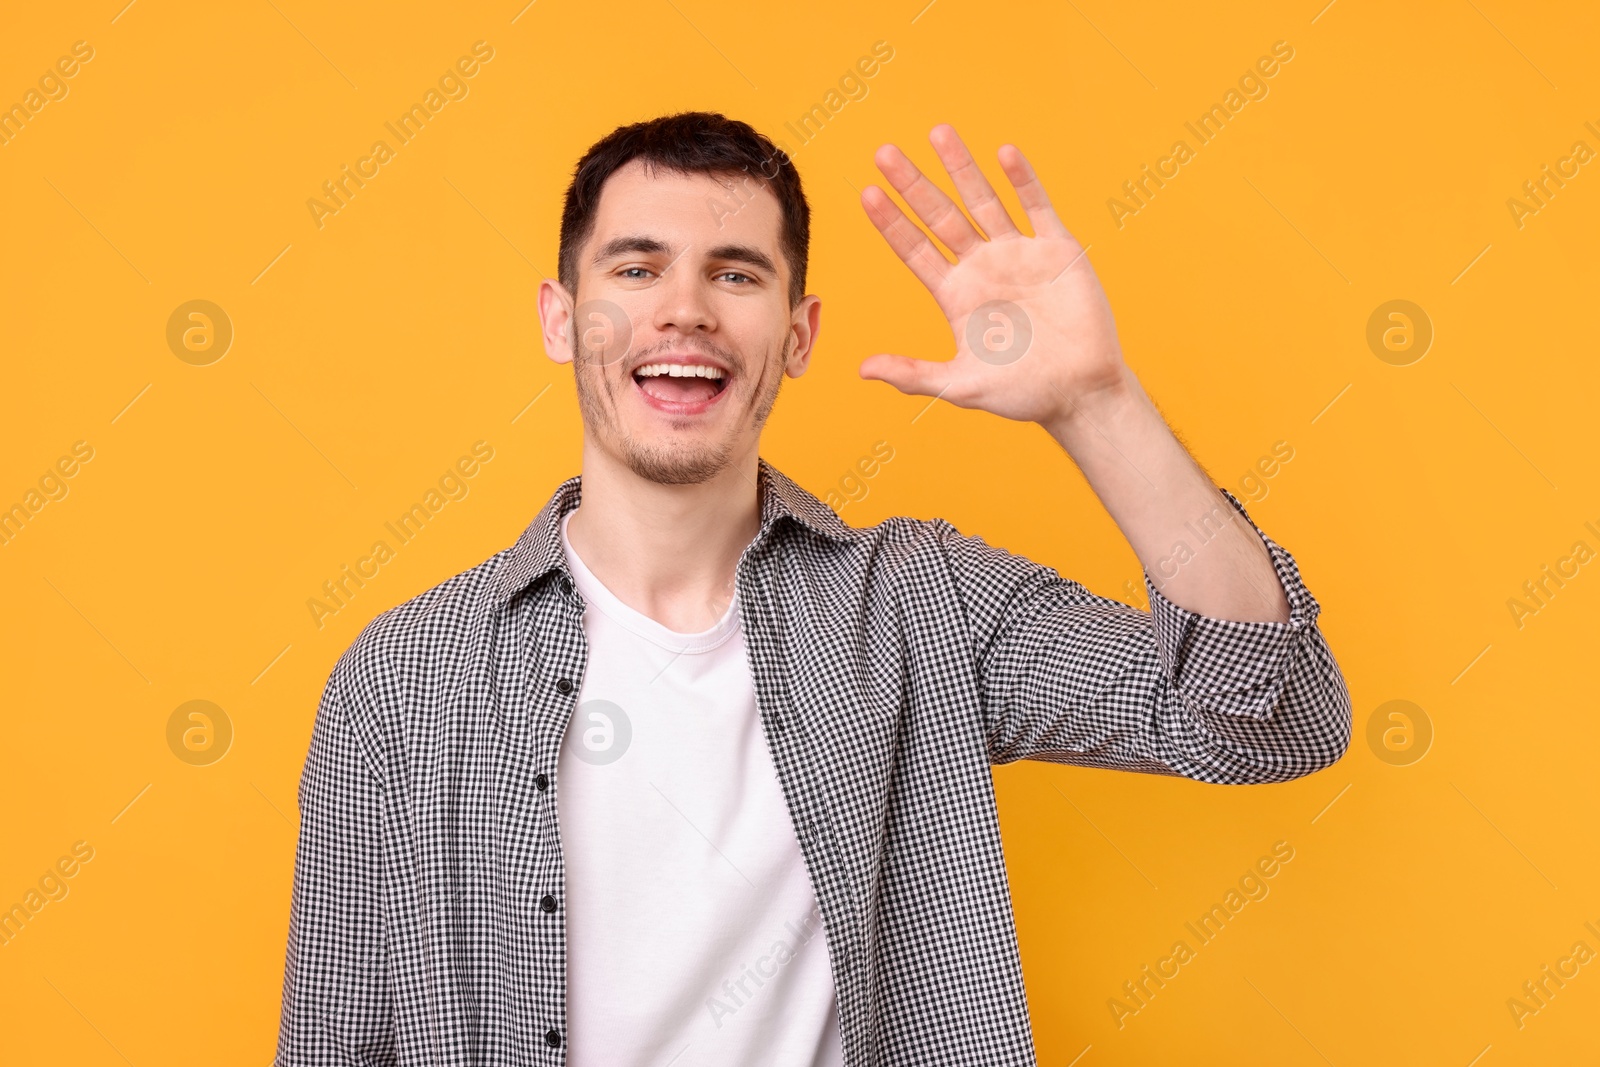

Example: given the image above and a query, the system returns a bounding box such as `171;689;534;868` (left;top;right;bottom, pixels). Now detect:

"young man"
275;111;1350;1066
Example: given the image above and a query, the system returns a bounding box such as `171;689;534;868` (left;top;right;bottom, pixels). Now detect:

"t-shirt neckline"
559;510;742;654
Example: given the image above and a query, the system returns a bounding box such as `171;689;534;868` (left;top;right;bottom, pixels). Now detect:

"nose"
650;252;717;336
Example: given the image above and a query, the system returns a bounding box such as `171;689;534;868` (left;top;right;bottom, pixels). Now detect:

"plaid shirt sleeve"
276;670;395;1065
939;487;1352;783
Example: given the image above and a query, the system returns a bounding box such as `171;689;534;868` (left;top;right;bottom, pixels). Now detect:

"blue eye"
719;272;752;284
620;267;653;279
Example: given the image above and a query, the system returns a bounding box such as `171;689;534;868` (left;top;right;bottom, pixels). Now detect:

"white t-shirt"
558;511;845;1067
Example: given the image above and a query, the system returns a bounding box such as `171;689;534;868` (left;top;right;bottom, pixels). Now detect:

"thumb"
858;353;956;398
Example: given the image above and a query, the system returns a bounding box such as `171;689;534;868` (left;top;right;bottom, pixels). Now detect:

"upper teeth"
635;363;725;379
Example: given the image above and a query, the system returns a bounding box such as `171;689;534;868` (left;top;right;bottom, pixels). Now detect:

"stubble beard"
573;331;790;486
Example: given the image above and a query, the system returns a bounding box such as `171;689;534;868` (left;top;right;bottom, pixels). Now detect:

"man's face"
540;159;820;485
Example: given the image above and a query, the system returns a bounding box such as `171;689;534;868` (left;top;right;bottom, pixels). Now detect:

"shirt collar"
490;457;856;610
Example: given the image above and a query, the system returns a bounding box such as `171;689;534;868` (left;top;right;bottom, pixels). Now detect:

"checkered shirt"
275;457;1352;1065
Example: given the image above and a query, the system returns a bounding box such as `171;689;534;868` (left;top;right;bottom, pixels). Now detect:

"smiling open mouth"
633;362;729;405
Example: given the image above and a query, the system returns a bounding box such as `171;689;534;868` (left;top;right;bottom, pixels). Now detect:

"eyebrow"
706;243;778;277
591;234;778;278
591;235;672;263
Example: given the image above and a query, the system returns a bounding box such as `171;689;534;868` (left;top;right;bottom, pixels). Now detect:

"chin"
620;439;739;485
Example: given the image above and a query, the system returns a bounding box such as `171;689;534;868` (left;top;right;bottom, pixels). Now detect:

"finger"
858;353;957;398
997;144;1070;239
929;124;1020;241
873;143;984;257
860;184;952;295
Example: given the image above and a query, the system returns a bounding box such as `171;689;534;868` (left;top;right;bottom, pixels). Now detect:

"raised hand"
858;124;1129;428
860;124;1292;625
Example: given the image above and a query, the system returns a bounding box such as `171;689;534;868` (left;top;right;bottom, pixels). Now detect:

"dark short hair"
557;111;811;307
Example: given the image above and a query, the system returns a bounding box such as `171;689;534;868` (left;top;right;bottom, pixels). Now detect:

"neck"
565;438;762;634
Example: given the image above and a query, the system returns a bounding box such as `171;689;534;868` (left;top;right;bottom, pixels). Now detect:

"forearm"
1041;367;1290;624
941;508;1352;781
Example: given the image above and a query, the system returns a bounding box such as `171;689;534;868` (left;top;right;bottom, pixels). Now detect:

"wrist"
1041;366;1147;444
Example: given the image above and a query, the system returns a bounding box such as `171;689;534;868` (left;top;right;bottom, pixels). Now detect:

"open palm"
858;125;1127;426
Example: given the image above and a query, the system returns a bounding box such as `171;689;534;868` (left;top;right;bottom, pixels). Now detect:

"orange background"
3;1;1598;1063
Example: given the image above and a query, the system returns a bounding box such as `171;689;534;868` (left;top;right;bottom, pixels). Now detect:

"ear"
785;294;822;378
538;279;576;365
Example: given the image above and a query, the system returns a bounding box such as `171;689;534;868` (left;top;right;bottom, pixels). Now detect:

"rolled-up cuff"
1142;487;1321;721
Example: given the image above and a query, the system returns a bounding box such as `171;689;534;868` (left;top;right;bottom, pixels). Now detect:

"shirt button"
545;1028;562;1048
559;576;573;596
535;773;549;792
540;893;557;913
556;678;574;695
